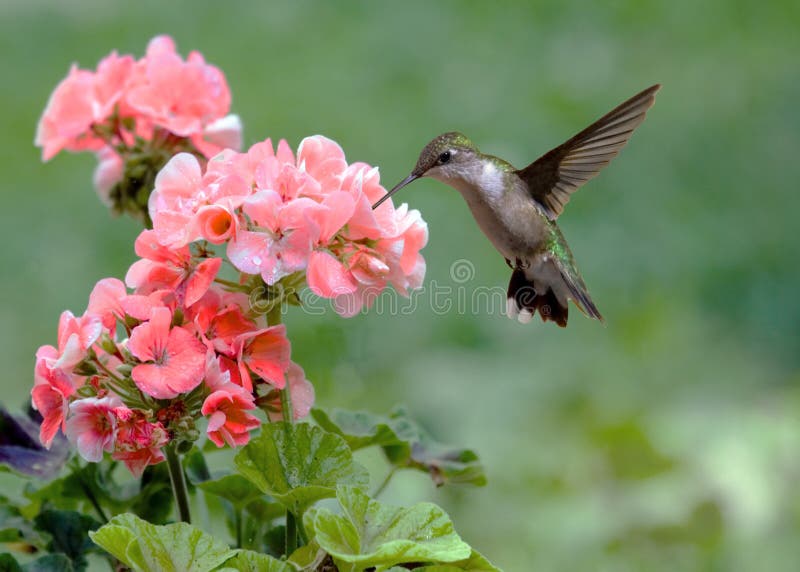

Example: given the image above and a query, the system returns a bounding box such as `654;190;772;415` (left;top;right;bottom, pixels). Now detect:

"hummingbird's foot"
514;257;530;270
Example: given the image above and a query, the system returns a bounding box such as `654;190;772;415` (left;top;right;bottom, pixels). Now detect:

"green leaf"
287;540;327;571
216;550;293;571
411;549;502;571
90;513;236;572
197;474;266;509
0;553;22;572
312;407;487;487
129;463;174;524
23;554;75;572
311;408;418;451
33;510;100;571
234;423;369;514
310;486;471;572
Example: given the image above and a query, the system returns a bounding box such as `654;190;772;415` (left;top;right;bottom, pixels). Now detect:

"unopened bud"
99;333;118;356
116;363;133;377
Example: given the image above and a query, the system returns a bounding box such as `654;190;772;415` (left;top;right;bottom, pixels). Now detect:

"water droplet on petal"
252;256;262;266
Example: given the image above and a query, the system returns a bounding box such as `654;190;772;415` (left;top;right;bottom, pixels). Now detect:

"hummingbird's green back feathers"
516;84;661;220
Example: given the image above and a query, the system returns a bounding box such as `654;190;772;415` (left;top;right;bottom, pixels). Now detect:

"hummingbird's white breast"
431;161;548;261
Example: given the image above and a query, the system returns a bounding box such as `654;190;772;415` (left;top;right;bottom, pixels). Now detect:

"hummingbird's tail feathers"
557;265;604;323
506;268;569;327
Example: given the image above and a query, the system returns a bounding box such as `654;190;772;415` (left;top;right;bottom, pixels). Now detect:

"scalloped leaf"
89;513;235;572
234;423;368;514
410;549;502;571
196;474;266;509
312;407;487;487
215;549;293;571
309;486;471;571
33;509;100;570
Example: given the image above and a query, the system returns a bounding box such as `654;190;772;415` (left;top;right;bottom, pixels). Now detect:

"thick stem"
266;306;294;425
265;304;299;554
165;446;191;523
235;506;243;549
285;511;298;555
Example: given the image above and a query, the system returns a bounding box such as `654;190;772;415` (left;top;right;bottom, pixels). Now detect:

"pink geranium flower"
35;66;104;161
56;310;103;369
202;387;260;448
126;230;222;307
128;307;206;399
125;35;231;138
65;396;121;462
113;407;169;477
32;347;76;448
234;325;292;391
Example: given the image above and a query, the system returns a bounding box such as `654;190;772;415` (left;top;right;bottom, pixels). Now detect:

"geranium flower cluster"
148;135;428;316
35;35;241;221
32;264;314;477
32;36;429;479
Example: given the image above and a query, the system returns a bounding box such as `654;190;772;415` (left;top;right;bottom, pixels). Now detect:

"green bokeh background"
1;1;798;570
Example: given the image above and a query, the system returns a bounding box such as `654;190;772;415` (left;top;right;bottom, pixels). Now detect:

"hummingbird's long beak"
372;173;419;209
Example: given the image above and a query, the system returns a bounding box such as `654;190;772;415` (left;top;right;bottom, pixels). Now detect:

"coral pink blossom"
113;408;169;477
125;35;231;137
234;325;291;391
188;289;255;356
32;347;76;448
35;66;104;161
126;230;221;307
202;386;260;448
65;396;121;462
128;307;206;399
56;310;103;369
87;277;128;330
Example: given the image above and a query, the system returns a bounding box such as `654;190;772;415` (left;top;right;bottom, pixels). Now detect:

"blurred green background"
1;1;799;570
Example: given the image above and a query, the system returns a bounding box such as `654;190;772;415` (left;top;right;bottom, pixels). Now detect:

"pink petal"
184;258;222;307
307;251;358;298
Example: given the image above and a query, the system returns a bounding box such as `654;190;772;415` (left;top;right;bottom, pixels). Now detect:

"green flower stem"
235;506;243;549
265;303;299;555
165;446;191;523
69;458;108;523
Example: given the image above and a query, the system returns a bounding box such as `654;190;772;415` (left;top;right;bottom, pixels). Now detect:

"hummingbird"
373;84;660;326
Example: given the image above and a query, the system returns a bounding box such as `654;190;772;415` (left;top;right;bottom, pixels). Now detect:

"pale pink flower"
92;147;124;206
56;310;103;370
148;153;249;248
234;325;291;391
35;66;104;161
128;307;206;399
227;193;322;284
125;35;231;137
65;396;121;462
296;135;348;193
192;114;243;157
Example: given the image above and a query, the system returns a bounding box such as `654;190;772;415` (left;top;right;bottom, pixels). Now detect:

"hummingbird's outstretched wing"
516;84;660;220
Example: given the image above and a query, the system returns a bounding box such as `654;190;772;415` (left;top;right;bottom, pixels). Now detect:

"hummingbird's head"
372;132;479;209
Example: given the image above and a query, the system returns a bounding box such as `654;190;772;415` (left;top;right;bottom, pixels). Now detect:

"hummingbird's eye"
438;151;452;164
